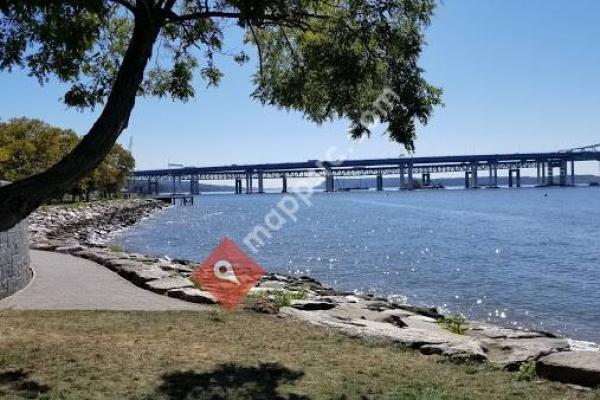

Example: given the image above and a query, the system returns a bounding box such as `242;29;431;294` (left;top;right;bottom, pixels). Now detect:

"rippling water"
115;187;600;342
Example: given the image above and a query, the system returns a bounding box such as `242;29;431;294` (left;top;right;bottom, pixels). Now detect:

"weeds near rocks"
108;244;124;253
439;314;469;335
515;361;537;382
248;289;307;310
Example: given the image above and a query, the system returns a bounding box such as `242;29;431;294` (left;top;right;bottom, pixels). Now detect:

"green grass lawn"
0;310;597;399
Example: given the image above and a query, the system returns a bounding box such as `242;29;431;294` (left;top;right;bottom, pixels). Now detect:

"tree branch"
107;0;136;13
165;10;242;22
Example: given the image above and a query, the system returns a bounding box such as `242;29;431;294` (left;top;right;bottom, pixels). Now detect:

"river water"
115;187;600;342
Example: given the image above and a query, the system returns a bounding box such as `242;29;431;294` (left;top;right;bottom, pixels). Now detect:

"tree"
0;0;442;230
0;118;135;202
0;118;79;181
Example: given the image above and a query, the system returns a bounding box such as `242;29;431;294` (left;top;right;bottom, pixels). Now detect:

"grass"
0;310;598;399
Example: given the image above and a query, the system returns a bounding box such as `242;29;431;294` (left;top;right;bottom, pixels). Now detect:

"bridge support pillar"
465;170;470;189
245;172;253;194
541;162;547;186
571;160;575;186
508;169;520;187
147;179;153;195
172;175;177;195
325;173;336;192
376;174;383;191
190;176;199;195
282;175;288;193
536;163;541;186
470;164;478;188
234;179;242;194
494;167;498;187
422;173;431;186
559;161;568;186
407;163;414;190
399;165;406;190
547;163;554;186
258;171;264;194
488;164;498;188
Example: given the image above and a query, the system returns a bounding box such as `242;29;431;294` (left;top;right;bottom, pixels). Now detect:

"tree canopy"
0;0;441;230
0;118;134;199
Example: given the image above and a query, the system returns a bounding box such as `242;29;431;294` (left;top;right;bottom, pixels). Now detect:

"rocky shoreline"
27;200;600;388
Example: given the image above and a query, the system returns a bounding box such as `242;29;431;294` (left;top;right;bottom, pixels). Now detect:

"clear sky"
1;0;599;174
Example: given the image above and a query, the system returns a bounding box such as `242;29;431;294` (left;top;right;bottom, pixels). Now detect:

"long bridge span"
130;147;600;195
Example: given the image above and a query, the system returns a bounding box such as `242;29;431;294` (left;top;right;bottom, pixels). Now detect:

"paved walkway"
0;250;206;311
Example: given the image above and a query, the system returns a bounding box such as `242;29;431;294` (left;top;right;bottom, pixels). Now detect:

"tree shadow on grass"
153;362;311;400
0;369;50;398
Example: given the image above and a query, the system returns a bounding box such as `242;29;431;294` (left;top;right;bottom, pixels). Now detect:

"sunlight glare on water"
115;187;600;342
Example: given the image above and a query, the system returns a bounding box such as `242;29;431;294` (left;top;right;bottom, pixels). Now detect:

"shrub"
439;314;469;335
516;361;537;381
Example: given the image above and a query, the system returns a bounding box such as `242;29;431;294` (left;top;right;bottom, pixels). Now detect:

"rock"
537;351;600;387
290;299;336;311
470;323;552;339
420;342;487;362
380;314;408;329
482;337;570;370
159;263;194;273
257;281;289;290
104;258;145;270
393;304;442;320
168;288;216;304
244;298;279;314
55;244;85;254
29;241;59;251
145;277;194;293
278;307;486;361
131;268;171;282
73;249;120;265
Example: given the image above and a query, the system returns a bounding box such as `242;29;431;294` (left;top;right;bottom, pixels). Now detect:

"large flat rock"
279;307;486;361
537;351;600;387
168;288;217;304
481;337;570;370
145;277;194;293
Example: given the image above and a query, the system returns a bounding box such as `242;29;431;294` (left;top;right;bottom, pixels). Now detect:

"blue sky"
1;0;599;174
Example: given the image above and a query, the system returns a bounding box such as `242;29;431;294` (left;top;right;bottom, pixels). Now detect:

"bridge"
130;147;600;195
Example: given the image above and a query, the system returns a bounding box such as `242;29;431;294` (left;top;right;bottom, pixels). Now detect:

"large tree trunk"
0;9;162;231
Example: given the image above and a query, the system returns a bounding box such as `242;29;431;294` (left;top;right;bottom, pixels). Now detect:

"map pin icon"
213;259;241;285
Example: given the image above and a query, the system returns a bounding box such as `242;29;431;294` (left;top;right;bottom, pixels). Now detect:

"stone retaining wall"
0;181;31;299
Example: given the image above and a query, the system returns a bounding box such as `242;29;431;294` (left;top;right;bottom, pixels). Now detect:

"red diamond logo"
191;238;265;310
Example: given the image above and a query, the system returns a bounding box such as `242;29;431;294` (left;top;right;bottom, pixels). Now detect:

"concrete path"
0;250;206;311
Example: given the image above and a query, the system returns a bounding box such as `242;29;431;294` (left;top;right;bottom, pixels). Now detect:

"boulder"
470;323;551;339
481;337;570;370
55;244;85;254
168;288;217;304
131;268;171;283
290;299;336;311
73;249;120;265
257;281;289;290
30;241;60;251
537;351;600;387
278;307;486;361
145;277;194;293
